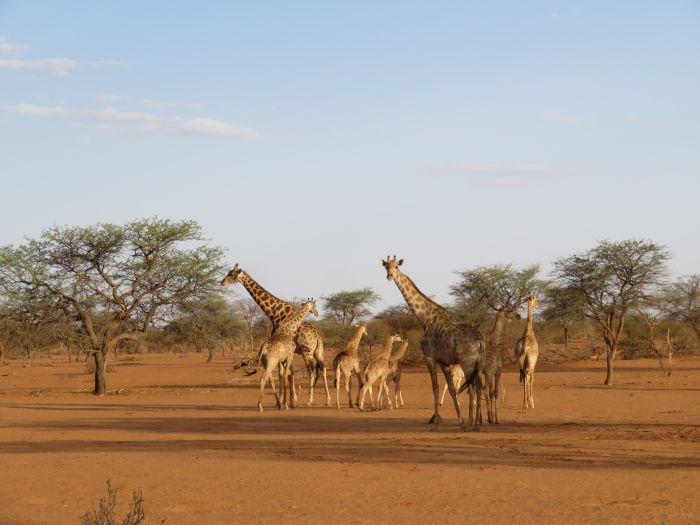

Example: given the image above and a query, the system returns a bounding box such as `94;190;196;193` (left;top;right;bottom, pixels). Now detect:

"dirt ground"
0;352;698;525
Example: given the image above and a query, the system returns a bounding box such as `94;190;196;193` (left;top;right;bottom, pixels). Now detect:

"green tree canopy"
321;287;381;326
552;239;670;385
0;218;225;394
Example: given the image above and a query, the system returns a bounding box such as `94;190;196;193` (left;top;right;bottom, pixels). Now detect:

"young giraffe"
385;339;409;408
480;309;517;424
221;264;331;406
332;322;368;409
257;299;318;412
358;334;402;411
514;294;539;409
380;256;483;430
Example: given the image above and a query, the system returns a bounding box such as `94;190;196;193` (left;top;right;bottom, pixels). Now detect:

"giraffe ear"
379;259;387;266
397;259;404;266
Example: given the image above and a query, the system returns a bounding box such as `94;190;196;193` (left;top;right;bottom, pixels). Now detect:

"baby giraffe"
358;334;402;411
257;299;318;412
386;339;410;408
333;322;368;409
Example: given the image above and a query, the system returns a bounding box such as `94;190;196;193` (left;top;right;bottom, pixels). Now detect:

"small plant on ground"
80;480;163;525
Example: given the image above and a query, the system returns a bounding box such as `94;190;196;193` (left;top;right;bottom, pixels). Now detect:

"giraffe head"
356;321;368;337
526;293;539;310
220;263;243;286
380;255;404;281
390;333;403;344
299;298;319;317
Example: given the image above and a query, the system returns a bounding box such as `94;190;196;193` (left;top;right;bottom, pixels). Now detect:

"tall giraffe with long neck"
332;322;367;409
380;256;483;430
514;294;539;409
221;263;331;406
257;299;318;411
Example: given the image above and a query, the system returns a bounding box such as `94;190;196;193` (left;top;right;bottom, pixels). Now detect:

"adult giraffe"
221;263;331;406
380;256;483;430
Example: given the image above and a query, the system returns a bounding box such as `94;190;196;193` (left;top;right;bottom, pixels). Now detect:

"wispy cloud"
540;112;585;125
0;102;258;138
0;35;26;54
0;58;78;75
94;59;130;68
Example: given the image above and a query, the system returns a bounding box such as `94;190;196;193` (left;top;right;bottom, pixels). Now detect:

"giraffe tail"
519;355;528;383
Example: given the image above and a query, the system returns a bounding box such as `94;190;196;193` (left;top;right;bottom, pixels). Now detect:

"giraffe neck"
346;327;365;357
488;310;508;346
389;342;409;366
393;272;451;328
237;271;293;327
277;305;311;337
526;300;534;333
377;336;397;361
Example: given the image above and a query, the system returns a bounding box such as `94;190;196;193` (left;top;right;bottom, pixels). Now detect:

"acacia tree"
450;264;541;327
541;284;584;350
0;218;225;395
662;275;700;339
322;288;380;326
552;239;670;385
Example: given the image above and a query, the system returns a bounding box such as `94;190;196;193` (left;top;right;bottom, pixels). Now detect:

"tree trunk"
66;343;72;364
93;350;108;396
206;346;215;363
564;325;569;350
604;346;616;386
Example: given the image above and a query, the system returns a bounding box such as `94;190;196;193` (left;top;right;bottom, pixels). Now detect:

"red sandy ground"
0;353;698;525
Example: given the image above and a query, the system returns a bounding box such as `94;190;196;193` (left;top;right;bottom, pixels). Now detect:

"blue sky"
1;1;698;310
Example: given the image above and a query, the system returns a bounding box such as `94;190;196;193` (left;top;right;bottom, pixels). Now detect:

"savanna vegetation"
1;218;698;389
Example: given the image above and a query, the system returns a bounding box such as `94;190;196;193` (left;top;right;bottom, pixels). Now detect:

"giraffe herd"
220;256;540;428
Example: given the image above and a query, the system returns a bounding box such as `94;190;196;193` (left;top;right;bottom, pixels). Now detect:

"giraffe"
358;334;402;411
480;308;517;424
256;299;318;411
380;256;483;430
385;339;409;408
332;322;368;409
221;264;331;406
439;365;465;407
514;294;539;409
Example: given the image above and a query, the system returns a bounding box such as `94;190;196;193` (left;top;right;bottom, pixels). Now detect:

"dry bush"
80;480;163;525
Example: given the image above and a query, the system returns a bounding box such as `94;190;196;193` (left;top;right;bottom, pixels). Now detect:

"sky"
1;1;698;312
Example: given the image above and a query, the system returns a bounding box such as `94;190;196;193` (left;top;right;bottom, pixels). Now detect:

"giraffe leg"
279;361;290;411
425;358;442;429
440;363;465;429
367;379;375;409
383;380;392;409
439;383;449;407
319;361;331;407
288;362;297;408
335;365;341;409
529;371;535;408
354;368;363;407
306;359;315;407
345;375;352;408
258;365;275;412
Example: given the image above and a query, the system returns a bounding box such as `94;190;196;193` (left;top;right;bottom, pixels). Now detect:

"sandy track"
1;353;699;524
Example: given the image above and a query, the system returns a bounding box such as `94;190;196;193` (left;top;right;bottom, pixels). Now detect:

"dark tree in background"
552;239;669;385
662;274;700;339
0;218;225;395
540;284;584;350
322;288;380;326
